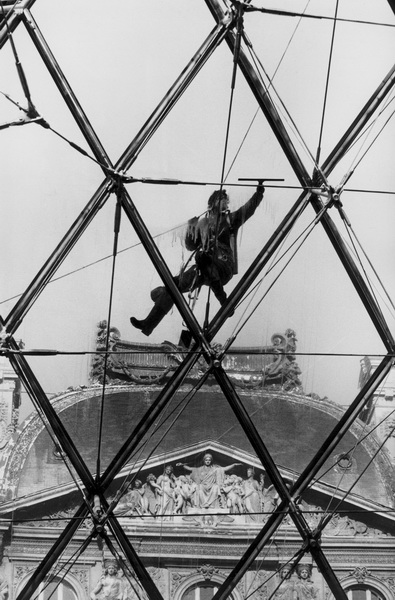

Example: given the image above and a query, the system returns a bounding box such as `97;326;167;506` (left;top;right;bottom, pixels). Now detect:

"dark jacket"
185;187;264;274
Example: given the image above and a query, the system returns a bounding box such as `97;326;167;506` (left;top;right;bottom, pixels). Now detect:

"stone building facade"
0;327;394;600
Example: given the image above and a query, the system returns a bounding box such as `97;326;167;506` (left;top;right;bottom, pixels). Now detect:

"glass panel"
200;584;215;600
348;585;384;600
351;590;366;600
182;586;197;600
43;580;77;600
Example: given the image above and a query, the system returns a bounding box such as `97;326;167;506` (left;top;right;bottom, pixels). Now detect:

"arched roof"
2;383;394;507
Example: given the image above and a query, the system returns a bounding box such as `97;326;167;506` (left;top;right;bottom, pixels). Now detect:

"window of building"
346;585;385;600
38;578;78;600
182;582;231;600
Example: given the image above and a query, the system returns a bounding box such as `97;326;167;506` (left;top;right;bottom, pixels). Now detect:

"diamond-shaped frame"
0;1;394;600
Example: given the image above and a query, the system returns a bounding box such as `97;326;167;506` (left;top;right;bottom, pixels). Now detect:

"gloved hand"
257;179;265;193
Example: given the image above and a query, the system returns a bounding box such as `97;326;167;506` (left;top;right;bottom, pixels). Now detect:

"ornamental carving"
384;577;395;593
170;570;192;598
348;567;371;583
91;323;303;391
196;564;219;581
24;454;388;538
146;567;167;596
252;570;269;600
13;565;35;590
115;455;273;525
70;567;89;594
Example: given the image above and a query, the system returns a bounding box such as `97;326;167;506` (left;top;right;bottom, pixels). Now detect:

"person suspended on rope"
130;181;265;336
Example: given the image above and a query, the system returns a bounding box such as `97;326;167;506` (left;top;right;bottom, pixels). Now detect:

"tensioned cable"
0;89;117;172
227;206;323;345
244;550;301;600
0;0;36;111
224;186;334;337
342;221;388;323
2;183;394;308
248;6;395;29
305;395;395;496
315;0;340;165
100;532;144;600
3;78;394;201
223;0;312;182
316;419;395;536
243;33;327;183
243;479;301;600
15;380;92;511
96;187;123;479
348;224;395;316
239;12;342;187
3;505;395;524
243;534;280;599
3;348;395;359
339;94;395;163
30;531;95;600
350;106;395;174
330;90;395;195
317;392;379;529
202;2;247;328
256;551;306;600
104;370;212;518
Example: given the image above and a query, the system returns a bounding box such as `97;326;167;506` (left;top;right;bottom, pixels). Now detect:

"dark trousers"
152;252;234;313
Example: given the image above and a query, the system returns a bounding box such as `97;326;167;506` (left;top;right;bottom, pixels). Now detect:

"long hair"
207;189;227;210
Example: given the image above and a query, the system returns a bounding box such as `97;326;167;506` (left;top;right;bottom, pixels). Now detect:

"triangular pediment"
3;441;394;539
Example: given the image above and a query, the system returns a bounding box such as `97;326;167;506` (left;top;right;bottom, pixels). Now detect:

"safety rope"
202;2;247;329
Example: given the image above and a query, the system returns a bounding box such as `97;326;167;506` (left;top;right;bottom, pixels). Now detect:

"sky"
0;0;394;422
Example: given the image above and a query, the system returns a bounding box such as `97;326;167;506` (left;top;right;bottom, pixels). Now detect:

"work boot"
178;328;193;349
210;281;227;305
130;304;168;336
211;283;234;317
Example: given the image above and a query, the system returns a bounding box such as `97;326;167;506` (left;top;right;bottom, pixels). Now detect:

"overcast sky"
0;0;394;421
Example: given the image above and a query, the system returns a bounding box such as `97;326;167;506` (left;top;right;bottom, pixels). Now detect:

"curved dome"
3;383;393;507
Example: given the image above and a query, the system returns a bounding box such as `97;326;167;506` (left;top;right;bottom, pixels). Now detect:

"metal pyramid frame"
0;1;394;599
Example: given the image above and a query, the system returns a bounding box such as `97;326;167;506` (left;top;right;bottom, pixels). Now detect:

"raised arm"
230;184;265;230
176;462;193;473
223;462;242;473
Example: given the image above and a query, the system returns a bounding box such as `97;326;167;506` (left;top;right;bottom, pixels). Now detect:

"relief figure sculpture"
156;464;176;517
143;473;162;516
273;565;296;600
90;560;124;600
294;565;319;600
243;467;263;522
177;452;241;509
